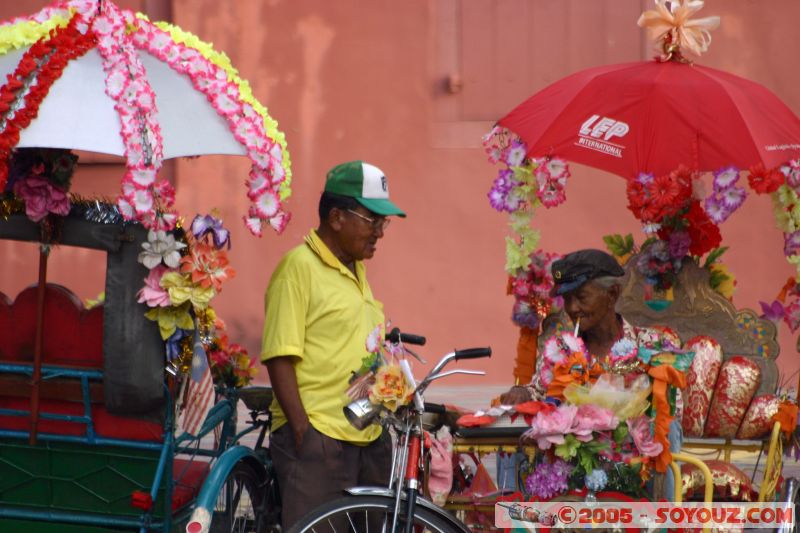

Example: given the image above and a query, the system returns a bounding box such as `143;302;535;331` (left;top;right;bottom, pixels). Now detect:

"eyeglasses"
346;209;391;231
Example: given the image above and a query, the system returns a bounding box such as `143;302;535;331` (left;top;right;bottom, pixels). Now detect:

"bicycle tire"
210;462;266;533
288;495;462;533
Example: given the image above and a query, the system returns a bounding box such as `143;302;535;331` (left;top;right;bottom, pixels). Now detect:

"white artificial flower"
138;230;186;269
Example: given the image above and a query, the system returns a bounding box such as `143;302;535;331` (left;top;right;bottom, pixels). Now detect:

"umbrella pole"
29;244;49;446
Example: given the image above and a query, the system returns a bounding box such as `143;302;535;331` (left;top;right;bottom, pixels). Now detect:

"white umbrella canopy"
0;46;247;159
0;0;291;235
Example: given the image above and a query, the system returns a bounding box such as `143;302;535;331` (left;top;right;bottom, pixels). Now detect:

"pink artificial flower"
14;176;71;222
152;179;176;208
137;264;172;307
522;404;577;450
247;169;271;200
254;189;280;219
269;211;291;234
543;337;567;366
626;415;663;457
571;404;619;442
546;158;569;179
243;215;263;237
127;167;156;188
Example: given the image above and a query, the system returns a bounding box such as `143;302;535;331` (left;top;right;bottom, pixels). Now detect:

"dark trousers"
270;424;393;529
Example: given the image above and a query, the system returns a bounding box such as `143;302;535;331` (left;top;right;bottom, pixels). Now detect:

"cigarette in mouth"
573;318;580;337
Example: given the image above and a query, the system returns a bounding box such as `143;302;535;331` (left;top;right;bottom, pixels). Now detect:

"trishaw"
425;2;800;531
0;1;292;531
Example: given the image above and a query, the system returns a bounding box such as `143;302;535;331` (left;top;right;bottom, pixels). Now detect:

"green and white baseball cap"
325;161;406;217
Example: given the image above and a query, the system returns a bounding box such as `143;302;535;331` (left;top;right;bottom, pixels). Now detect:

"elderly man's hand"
499;385;532;405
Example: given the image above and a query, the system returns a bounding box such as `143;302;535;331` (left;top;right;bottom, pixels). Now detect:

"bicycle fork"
389;424;423;533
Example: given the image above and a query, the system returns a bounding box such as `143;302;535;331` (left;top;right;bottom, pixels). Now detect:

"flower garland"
147;19;292;196
134;17;291;235
0;11;71;55
0;0;292;237
484;126;569;329
0;15;95;189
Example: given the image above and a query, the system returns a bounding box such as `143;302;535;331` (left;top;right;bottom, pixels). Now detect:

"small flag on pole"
180;327;215;436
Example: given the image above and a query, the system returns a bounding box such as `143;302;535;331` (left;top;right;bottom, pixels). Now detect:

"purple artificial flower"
667;230;691;259
512;300;541;329
191;214;231;249
784;231;800;256
703;193;730;224
165;328;190;361
525;459;572;500
488;185;509;212
720;186;747;210
504;139;528;167
636;172;654;185
494;169;515;190
712;166;740;190
759;300;785;324
505;190;524;211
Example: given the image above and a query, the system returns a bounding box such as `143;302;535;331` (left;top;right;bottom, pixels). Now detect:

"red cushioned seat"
0;397;164;442
172;459;211;511
1;284;103;367
0;284;165;442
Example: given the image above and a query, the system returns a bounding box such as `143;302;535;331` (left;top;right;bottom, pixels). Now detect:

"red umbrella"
498;59;800;179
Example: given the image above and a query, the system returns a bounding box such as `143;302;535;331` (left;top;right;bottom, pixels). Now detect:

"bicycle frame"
343;344;491;533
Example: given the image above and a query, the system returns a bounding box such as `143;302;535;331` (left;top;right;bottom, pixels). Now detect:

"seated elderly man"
500;249;683;499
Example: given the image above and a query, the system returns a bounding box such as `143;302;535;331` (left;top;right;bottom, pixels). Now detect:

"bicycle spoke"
346;511;357;532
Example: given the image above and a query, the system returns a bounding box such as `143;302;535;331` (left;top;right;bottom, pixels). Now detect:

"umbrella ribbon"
647;364;686;473
637;0;720;59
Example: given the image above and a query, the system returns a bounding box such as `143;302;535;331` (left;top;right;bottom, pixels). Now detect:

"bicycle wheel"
210;462;265;533
288;495;462;533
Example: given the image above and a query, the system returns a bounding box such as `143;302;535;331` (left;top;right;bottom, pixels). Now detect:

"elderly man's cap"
551;249;625;295
325;161;406;217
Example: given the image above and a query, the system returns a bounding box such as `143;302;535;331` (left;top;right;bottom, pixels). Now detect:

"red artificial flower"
0;15;95;169
626;180;648;220
685;200;721;256
747;163;784;194
650;173;684;220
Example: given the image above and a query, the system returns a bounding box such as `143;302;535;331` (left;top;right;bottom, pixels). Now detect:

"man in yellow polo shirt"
261;161;406;528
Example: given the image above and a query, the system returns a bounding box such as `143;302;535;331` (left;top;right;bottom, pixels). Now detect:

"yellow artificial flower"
0;15;71;54
160;271;215;310
709;263;736;299
233;352;258;387
369;364;413;412
145;302;194;340
616;252;632;266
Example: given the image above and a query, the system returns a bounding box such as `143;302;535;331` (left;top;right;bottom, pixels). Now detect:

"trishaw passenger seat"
0;284;164;442
0;284;102;367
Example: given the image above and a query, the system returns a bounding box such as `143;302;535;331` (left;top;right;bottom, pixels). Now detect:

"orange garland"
772;400;798;440
546;352;602;399
513;326;538;385
648;364;686;472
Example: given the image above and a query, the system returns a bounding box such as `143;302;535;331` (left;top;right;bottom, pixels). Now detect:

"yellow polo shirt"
260;230;384;443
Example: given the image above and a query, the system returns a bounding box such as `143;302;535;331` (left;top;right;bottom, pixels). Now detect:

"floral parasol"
0;0;291;236
485;1;800;390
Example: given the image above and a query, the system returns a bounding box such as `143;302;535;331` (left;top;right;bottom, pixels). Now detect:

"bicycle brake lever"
432;369;486;379
403;346;427;364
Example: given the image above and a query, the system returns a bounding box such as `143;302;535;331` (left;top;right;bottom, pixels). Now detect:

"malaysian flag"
180;327;215;436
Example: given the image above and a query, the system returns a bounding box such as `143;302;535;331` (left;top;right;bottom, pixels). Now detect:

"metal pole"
29;244;49;445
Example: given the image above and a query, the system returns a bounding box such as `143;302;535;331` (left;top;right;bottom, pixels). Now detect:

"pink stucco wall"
2;1;799;389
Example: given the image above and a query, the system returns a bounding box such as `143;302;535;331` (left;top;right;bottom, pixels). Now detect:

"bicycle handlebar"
454;347;492;360
385;327;426;346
